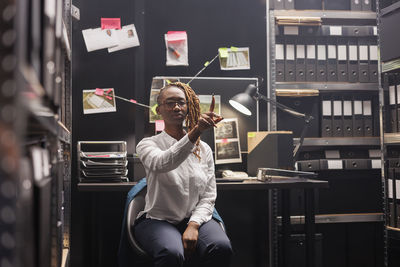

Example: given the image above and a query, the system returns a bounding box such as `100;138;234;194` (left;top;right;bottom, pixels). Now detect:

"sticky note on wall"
101;18;121;29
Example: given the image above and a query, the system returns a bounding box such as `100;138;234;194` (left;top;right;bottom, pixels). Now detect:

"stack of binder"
78;141;128;182
271;0;374;10
321;94;376;137
275;25;378;83
387;74;400;133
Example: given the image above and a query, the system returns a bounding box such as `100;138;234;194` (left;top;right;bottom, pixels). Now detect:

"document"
214;118;242;164
82;27;118;52
108;24;140;52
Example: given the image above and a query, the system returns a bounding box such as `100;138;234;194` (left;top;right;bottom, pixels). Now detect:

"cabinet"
267;3;383;267
0;0;72;267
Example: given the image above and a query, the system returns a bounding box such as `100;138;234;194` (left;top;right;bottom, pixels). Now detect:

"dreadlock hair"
157;82;202;160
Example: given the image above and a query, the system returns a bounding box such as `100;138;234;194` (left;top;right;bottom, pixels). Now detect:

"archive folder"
369;44;378;82
247;131;293;176
306;40;317;82
332;99;343;137
397;83;400;132
273;0;285;9
276;40;285;82
348;39;359;83
321;98;332;137
389;85;397;132
353;99;364;137
358;41;370;83
317;42;327;82
284;0;294;9
343;99;353;137
363;99;373;136
285;40;296;82
337;41;348;82
351;0;362;10
361;0;372;11
296;43;306;82
327;42;338;82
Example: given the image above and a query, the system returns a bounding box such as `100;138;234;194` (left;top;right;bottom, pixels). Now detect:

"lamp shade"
229;84;257;116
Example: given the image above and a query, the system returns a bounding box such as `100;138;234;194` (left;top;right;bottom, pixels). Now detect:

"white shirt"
136;131;216;225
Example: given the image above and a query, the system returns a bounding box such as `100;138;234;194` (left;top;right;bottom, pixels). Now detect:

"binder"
344;159;369;169
363;99;373;136
397;82;400;132
353;99;364;136
324;0;350;10
389;85;397;132
274;0;285;9
332;99;343;137
369;44;378;83
276;39;285;82
358;40;370;83
295;42;306;82
317;42;327;82
343;99;353;137
361;0;372;11
319;159;343;170
295;0;322;9
327;41;338;82
348;39;359;83
306;40;317;82
321;98;333;137
297;160;320;171
284;0;295;9
337;40;348;82
285;40;296;82
351;0;362;11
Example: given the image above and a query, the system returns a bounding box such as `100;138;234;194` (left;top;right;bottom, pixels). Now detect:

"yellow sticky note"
218;47;228;58
151;104;158;115
248;132;256;138
230;46;238;52
204;61;210;67
166;79;171;84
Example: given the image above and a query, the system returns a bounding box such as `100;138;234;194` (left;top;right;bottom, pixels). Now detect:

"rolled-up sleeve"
189;146;217;225
136;134;195;173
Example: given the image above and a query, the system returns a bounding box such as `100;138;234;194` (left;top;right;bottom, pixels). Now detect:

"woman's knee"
156;245;185;266
209;239;233;258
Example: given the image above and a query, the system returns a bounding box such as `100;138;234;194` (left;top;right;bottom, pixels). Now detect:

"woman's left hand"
182;221;200;258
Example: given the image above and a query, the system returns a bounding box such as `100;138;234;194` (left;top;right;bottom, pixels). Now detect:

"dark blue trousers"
134;217;233;267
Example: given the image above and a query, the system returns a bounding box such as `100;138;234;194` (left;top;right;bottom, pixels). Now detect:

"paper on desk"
82;27;118;52
108;24;140;52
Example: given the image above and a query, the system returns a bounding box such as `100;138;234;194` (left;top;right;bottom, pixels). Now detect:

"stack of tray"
78;141;128;182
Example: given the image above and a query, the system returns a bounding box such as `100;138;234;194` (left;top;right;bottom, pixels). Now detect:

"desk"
78;177;328;267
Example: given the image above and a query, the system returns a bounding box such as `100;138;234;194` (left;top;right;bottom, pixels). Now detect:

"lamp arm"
256;93;314;121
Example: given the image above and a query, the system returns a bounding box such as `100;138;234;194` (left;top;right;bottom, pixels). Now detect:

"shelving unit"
267;2;383;266
0;0;72;267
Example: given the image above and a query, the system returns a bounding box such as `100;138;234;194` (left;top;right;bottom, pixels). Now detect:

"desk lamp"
229;84;314;162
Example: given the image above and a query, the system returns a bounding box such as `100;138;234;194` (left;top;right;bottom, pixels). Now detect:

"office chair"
126;187;152;263
126;186;226;265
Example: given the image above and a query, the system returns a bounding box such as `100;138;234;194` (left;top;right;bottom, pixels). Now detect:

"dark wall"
71;0;267;266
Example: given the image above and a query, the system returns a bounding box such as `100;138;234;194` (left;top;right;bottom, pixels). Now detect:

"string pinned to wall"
94;88;151;109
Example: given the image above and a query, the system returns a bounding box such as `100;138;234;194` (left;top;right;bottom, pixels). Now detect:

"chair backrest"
126;187;151;259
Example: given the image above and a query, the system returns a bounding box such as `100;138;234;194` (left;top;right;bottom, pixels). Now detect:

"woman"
135;82;232;267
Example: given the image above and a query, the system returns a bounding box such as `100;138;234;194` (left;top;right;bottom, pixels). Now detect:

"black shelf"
382;58;400;73
384;133;400;145
295;137;380;147
276;82;379;92
387;226;400;240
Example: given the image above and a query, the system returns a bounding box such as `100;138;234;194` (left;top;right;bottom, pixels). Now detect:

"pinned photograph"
82;27;118;52
214;119;238;140
198;95;221;116
83;88;117;114
214;118;242;164
219;47;250;70
108;24;140;53
215;141;242;164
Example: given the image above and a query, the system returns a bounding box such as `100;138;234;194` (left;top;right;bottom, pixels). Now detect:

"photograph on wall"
198;95;221;116
219;47;250;70
82;28;118;52
215;140;242;164
214;118;242;164
82;88;116;114
108;24;140;53
214;118;238;140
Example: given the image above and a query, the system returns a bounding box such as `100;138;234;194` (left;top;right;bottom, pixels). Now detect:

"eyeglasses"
161;100;188;109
